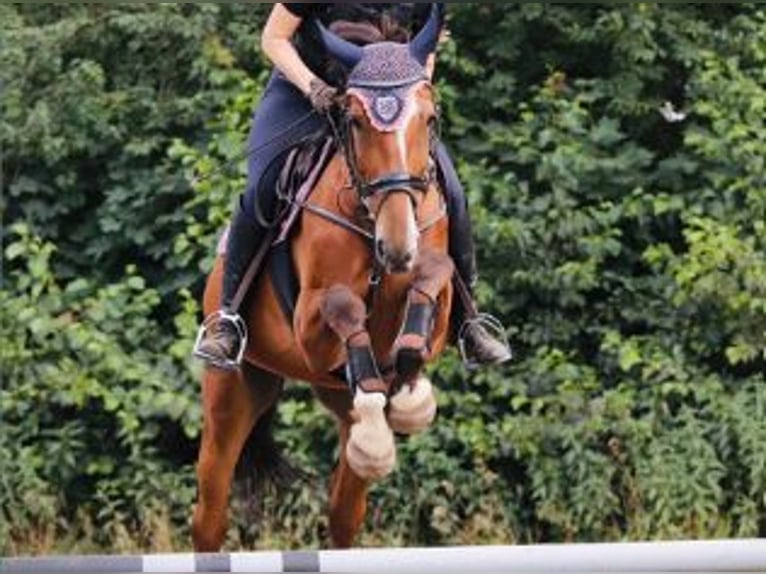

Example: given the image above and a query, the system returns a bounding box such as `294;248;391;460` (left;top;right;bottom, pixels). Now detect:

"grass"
4;501;518;557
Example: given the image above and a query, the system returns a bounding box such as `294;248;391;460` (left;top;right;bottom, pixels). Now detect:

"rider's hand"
308;78;339;114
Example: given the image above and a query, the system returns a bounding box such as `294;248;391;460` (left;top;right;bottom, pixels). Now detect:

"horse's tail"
234;404;309;515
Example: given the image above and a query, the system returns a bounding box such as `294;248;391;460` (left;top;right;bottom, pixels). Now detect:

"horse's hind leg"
314;387;369;549
192;364;282;552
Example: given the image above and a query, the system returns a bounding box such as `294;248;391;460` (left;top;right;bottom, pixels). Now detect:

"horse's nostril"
375;239;415;272
376;239;386;260
388;252;414;273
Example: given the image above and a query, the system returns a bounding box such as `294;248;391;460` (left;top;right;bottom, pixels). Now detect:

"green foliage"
169;71;265;278
1;225;200;553
3;2;766;553
1;4;269;292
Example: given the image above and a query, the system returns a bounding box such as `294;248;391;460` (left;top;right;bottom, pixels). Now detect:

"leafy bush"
3;3;766;553
1;225;200;553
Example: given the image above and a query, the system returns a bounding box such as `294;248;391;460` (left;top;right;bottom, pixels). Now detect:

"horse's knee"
241;364;284;415
203;373;252;421
197;448;235;507
414;249;455;287
321;285;367;340
201;378;258;447
200;413;252;465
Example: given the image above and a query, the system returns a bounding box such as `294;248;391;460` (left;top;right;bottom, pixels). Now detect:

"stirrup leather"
193;311;248;371
458;313;511;371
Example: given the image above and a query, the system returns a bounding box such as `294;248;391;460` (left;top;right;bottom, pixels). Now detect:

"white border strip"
319;541;766;573
143;554;196;573
230;551;283;573
3;540;766;573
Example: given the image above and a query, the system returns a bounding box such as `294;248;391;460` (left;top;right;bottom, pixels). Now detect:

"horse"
192;9;454;551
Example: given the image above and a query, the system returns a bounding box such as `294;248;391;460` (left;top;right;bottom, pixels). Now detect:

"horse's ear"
409;4;443;66
316;21;364;70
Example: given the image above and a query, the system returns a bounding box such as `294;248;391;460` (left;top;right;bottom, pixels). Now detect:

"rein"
191;109;320;187
289;92;446;314
295;189;447;244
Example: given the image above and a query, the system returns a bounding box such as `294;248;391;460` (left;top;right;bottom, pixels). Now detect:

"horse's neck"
291;155;373;285
312;154;356;212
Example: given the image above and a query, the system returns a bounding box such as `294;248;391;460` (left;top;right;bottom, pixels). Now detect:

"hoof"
346;392;397;481
388;377;437;435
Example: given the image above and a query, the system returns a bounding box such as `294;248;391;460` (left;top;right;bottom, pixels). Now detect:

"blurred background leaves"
1;2;765;553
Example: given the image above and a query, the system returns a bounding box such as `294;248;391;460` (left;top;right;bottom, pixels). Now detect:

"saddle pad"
268;241;299;326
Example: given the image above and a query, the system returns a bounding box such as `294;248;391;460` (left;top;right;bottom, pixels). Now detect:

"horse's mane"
329;17;410;45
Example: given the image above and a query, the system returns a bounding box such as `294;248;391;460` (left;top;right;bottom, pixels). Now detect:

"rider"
195;3;512;369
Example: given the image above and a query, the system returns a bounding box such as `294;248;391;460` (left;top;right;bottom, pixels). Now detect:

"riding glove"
308;78;339;114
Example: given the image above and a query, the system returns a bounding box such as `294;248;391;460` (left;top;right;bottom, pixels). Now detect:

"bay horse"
192;9;453;550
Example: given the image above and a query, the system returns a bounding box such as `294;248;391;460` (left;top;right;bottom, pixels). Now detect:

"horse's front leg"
321;285;396;481
389;249;454;435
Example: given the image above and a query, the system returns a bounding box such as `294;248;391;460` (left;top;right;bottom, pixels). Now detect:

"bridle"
313;83;445;300
329;82;442;214
294;97;445;254
312;5;447;238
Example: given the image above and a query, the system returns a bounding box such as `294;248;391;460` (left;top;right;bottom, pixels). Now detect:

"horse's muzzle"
376;238;416;274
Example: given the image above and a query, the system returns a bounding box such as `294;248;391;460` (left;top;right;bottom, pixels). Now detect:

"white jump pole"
2;540;765;572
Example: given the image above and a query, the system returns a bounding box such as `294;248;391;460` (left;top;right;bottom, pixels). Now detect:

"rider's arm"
261;4;318;96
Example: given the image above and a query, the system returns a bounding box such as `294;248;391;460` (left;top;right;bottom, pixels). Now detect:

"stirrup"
192;311;248;371
458;313;512;371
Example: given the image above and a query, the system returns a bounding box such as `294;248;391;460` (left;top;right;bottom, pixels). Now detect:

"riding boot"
436;143;513;368
194;203;269;369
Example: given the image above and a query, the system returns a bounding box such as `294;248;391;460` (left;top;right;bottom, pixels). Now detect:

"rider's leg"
195;72;323;368
193;173;280;367
435;142;512;367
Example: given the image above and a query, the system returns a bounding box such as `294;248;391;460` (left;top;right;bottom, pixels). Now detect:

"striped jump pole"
2;540;766;573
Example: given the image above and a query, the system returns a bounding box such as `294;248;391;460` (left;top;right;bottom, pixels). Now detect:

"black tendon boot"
437;144;512;369
194;205;269;370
